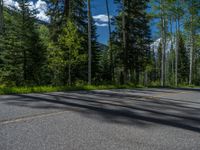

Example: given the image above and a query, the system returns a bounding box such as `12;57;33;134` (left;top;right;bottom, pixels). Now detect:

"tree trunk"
0;0;3;33
175;0;182;87
122;0;128;84
87;0;92;84
161;26;166;86
136;68;140;85
68;49;71;85
160;0;166;87
175;16;180;87
170;16;175;84
22;1;27;83
175;22;178;87
23;50;27;82
64;0;70;17
105;0;114;82
144;71;148;86
189;5;194;85
164;17;168;85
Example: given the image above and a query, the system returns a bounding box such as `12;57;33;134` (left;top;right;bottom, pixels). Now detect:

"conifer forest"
0;0;199;88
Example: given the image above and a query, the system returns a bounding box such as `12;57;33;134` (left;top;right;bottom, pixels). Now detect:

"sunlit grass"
0;84;144;95
0;83;199;95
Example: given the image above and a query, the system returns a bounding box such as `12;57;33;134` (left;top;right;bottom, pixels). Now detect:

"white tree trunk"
68;49;71;85
189;37;193;85
160;0;166;87
175;21;179;87
189;8;194;85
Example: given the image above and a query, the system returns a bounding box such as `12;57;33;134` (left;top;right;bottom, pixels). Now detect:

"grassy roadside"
0;84;199;95
0;84;144;95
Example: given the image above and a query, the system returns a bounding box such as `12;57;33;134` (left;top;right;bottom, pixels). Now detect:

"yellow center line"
0;90;195;125
153;91;193;98
0;110;69;125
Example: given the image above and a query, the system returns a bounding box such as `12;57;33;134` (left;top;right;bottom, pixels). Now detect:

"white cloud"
3;0;49;22
93;14;112;27
28;1;35;10
35;0;47;12
95;22;108;27
37;11;49;22
34;0;49;22
93;14;110;22
3;0;20;9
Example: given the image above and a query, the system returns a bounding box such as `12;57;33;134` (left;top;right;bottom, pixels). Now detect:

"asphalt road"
0;88;200;150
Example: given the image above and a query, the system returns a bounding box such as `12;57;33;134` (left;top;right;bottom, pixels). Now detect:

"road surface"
0;88;200;150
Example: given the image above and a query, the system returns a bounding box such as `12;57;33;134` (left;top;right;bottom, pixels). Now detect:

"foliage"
113;0;151;84
0;0;199;92
0;84;144;95
0;3;45;86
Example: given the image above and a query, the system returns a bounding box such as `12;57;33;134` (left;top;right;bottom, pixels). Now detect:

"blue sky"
91;1;159;43
91;0;118;44
4;0;157;44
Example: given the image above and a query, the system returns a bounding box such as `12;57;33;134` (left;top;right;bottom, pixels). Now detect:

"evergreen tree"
178;34;189;84
91;19;101;82
0;7;24;85
0;1;45;85
47;0;99;84
113;0;151;84
0;0;198;87
184;0;200;85
157;41;162;80
17;0;45;85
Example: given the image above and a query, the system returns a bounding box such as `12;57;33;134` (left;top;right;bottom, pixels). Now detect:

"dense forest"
0;0;199;87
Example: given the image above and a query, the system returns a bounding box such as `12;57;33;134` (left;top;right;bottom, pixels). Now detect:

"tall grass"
0;84;144;95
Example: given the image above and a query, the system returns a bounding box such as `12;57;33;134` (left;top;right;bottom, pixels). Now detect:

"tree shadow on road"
2;89;200;133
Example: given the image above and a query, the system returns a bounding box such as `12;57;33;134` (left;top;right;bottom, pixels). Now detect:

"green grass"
1;83;199;95
0;84;144;95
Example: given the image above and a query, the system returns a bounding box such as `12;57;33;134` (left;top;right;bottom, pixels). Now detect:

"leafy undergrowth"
1;84;199;95
0;84;144;95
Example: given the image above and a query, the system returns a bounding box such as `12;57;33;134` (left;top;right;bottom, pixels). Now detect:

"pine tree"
185;0;200;85
114;0;151;84
47;0;95;84
91;19;101;82
17;0;46;85
0;0;45;85
178;34;189;84
0;0;4;73
168;0;185;86
157;41;162;80
0;7;24;85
